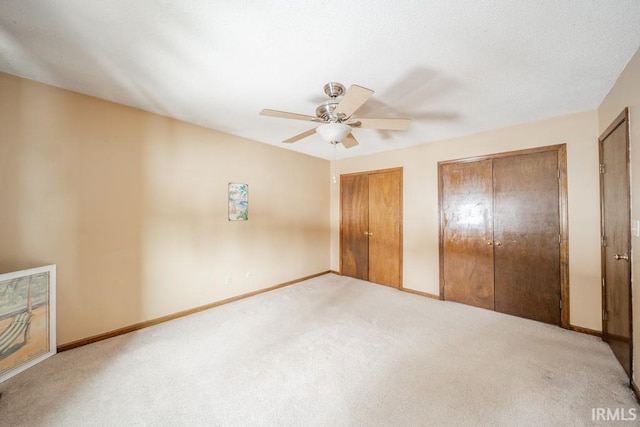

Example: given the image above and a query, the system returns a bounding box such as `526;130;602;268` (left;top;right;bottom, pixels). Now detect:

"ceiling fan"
259;82;411;148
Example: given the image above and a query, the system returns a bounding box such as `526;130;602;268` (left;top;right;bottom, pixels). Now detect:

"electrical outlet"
225;275;232;285
245;272;252;279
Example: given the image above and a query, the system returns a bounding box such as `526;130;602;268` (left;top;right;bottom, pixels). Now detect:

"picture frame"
228;183;248;221
0;265;56;383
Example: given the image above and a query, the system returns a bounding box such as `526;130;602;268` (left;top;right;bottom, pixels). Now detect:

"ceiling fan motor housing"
316;82;348;122
316;101;343;122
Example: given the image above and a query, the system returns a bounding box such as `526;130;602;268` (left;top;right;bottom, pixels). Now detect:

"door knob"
486;241;493;246
364;231;369;236
614;253;629;261
494;240;502;246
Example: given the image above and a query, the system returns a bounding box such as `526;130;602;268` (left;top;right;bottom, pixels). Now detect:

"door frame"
339;167;404;288
599;107;632;379
438;144;569;328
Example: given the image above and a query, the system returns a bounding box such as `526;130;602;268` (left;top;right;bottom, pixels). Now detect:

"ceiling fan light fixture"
260;82;409;150
316;123;351;144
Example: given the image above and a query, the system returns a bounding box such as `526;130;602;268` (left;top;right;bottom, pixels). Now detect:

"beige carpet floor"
0;273;638;426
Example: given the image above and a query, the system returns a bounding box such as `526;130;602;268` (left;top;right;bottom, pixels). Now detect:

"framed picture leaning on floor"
0;264;56;383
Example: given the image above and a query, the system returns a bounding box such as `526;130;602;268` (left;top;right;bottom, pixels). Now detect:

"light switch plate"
632;220;640;237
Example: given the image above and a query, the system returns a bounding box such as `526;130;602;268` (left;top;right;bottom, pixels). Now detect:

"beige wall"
331;110;602;330
0;72;330;346
598;47;640;385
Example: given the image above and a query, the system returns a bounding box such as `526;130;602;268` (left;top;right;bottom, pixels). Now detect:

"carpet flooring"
0;273;638;426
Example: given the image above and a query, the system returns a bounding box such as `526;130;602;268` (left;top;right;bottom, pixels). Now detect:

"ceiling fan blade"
260;109;317;122
355;117;411;130
283;128;317;143
335;85;374;118
342;133;359;149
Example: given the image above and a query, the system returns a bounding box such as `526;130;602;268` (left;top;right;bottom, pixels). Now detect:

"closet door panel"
368;170;401;287
441;160;495;309
341;174;369;280
492;151;561;325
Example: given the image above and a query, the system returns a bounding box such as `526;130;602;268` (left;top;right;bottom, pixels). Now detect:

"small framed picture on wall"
228;183;248;221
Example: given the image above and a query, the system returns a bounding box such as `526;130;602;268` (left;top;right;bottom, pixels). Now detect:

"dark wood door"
441;160;495;309
493;151;561;325
368;170;402;288
600;109;632;378
439;145;567;326
341;174;369;280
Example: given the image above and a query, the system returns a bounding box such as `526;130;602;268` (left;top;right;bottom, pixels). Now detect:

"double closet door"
439;145;568;326
341;168;402;288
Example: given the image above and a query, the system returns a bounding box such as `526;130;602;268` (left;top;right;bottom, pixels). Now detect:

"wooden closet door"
341;174;369;280
492;151;561;325
368;170;402;288
441;160;495;310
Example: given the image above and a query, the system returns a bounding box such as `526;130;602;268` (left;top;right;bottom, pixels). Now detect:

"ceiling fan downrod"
316;82;347;122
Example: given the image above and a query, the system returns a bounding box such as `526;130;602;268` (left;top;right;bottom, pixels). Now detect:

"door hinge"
559;299;562;310
558;234;561;244
603;309;608;321
601;236;607;247
557;169;560;179
599;163;606;174
602;277;605;288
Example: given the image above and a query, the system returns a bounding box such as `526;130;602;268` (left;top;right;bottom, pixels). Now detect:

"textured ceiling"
1;1;639;160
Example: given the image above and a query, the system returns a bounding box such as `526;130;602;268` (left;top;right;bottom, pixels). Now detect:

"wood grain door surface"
600;110;632;378
341;174;369;281
440;148;562;325
493;151;561;325
341;169;402;288
441;160;495;309
368;170;402;287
